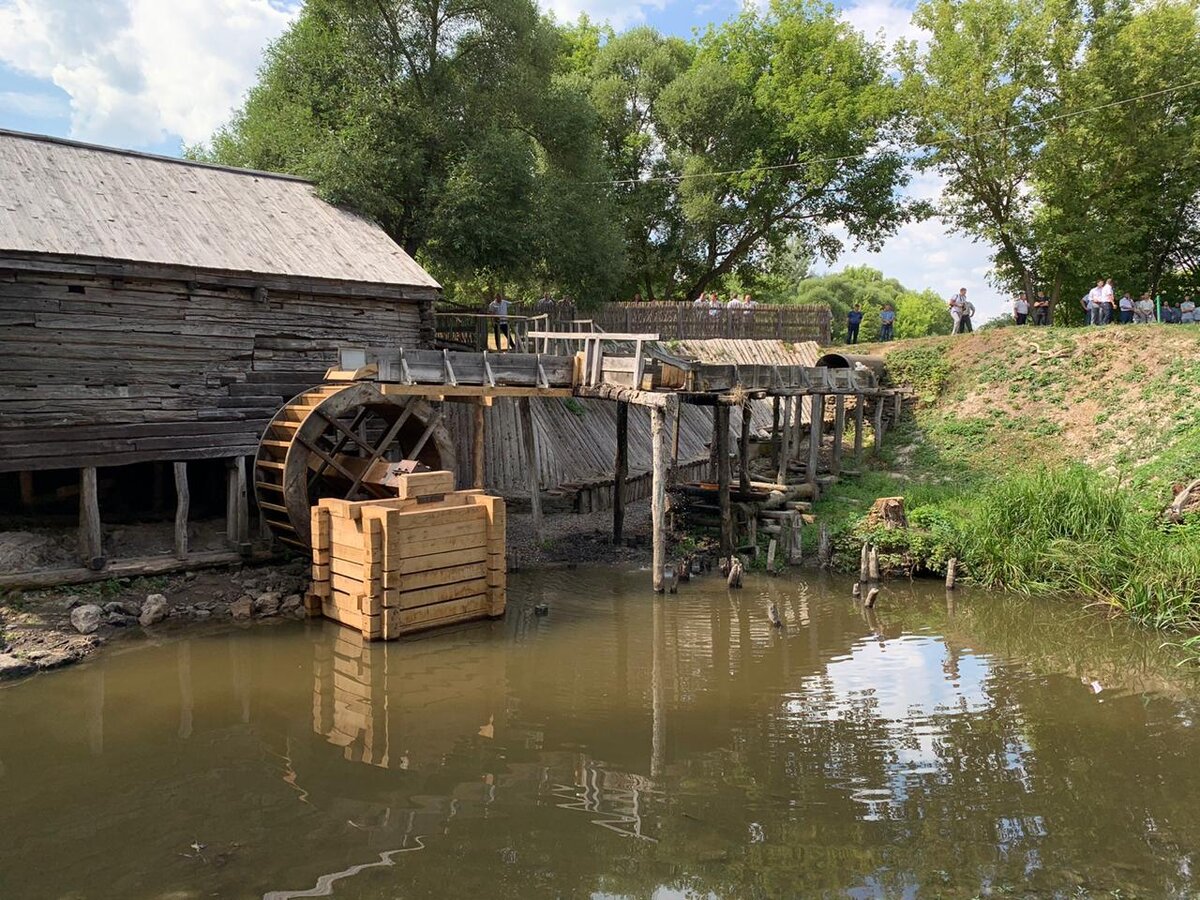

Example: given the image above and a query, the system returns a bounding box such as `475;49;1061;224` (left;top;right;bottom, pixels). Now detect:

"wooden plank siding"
0;268;426;472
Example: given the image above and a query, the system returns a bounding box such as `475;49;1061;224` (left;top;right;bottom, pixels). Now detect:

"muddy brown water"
2;569;1199;899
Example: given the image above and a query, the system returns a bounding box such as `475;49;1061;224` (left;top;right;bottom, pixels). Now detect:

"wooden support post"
807;394;824;485
670;399;682;486
775;397;789;485
717;405;733;557
651;404;668;593
873;396;885;451
225;456;250;554
518;398;542;543
710;406;721;482
472;402;486;489
614;400;629;544
738;403;751;494
173;462;189;559
771;396;781;468
79;466;104;571
831;394;846;475
893;391;903;423
854;394;865;463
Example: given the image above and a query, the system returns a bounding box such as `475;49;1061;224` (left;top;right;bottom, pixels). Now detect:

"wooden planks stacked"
308;471;505;640
312;629;390;767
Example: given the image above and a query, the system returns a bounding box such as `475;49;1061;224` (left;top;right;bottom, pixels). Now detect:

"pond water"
2;569;1199;899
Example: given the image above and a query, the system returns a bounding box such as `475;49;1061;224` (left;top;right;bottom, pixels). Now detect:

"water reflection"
1;570;1199;899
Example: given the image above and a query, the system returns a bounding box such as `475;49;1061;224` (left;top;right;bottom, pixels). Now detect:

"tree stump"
865;496;908;530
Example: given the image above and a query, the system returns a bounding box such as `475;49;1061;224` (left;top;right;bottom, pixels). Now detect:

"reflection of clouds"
782;635;1033;821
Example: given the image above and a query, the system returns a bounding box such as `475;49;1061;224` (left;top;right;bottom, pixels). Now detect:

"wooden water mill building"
0;128;442;581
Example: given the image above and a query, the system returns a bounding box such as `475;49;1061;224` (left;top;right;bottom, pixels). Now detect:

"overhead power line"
594;77;1200;187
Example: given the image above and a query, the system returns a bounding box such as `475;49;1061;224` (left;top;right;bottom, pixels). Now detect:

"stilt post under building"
738;402;752;494
173;461;189;559
650;401;670;592
472;402;486;489
854;393;865;463
717;405;733;557
79;466;104;571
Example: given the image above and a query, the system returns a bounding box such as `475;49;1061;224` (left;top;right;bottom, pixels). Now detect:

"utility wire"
595;77;1200;186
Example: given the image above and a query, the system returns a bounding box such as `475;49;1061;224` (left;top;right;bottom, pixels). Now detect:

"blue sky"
0;0;1004;319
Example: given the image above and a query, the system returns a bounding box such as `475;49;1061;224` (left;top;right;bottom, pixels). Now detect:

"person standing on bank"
846;304;864;344
949;288;966;334
487;293;511;351
1100;278;1115;325
959;294;975;333
1088;279;1105;325
1013;292;1030;325
879;303;896;341
1118;291;1134;324
1033;291;1050;326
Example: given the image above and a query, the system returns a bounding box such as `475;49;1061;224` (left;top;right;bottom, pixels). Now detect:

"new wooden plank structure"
307;472;505;640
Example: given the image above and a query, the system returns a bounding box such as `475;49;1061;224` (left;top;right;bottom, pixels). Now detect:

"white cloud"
815;172;1009;323
540;0;667;29
838;0;927;48
0;89;68;119
0;0;297;146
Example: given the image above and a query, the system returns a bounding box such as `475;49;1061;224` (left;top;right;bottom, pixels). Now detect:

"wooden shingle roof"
0;129;439;292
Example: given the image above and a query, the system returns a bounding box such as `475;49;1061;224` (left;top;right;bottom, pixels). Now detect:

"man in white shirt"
726;295;743;310
949;288;966;334
1087;280;1105;326
1013;293;1030;325
1100;278;1115;325
1182;295;1196;324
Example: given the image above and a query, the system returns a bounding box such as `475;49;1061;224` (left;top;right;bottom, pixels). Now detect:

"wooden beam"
174;461;189;559
518;397;542;543
854;393;865;464
808;394;824;485
738;403;751;494
650;403;669;593
380;383;572;399
472;402;486;489
831;394;846;475
614;400;629;544
0;548;278;591
79;466;104;571
717;405;733;557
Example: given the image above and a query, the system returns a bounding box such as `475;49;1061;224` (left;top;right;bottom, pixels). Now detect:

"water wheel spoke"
404;409;444;461
296;434;360;484
343;402;417;498
308;406;371;490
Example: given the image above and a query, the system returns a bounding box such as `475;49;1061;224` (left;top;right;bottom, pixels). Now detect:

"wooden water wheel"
254;382;455;552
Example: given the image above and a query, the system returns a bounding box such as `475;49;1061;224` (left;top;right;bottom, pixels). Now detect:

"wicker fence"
437;301;831;347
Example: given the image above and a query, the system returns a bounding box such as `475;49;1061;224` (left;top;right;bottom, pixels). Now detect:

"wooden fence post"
873;396;885;451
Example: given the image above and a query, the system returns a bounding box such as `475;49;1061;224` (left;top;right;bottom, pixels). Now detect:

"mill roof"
0;128;439;291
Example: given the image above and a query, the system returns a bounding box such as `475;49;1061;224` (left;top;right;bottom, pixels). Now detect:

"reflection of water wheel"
254;382;455;552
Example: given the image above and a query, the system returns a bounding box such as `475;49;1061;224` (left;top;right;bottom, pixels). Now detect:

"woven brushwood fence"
593;303;831;344
436;301;831;347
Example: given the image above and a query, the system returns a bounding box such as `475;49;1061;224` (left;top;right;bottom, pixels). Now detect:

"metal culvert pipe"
814;352;886;378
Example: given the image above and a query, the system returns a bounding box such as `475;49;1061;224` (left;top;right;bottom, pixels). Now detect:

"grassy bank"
808;326;1200;643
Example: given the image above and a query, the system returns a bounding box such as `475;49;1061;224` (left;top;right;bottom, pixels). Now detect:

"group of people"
845;303;896;344
690;292;758;312
948;288;978;333
1011;290;1054;325
1007;279;1199;325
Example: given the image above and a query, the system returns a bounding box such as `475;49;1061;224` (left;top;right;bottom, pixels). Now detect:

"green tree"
192;0;623;304
793;266;952;341
901;0;1200;319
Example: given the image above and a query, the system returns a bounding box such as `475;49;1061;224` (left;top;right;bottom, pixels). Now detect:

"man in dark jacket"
846;304;864;344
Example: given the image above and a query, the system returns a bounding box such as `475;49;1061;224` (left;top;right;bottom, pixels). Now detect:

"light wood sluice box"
306;471;506;640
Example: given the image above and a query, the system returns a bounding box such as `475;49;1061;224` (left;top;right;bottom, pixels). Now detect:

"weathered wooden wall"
0;265;427;472
447;397;725;496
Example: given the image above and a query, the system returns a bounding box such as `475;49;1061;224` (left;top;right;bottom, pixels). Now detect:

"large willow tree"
195;0;623;303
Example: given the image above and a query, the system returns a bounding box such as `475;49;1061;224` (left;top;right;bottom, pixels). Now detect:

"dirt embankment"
866;325;1200;500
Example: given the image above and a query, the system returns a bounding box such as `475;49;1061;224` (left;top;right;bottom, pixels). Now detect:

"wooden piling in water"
614;400;628;544
518;397;543;543
650;404;668;593
717;404;733;557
